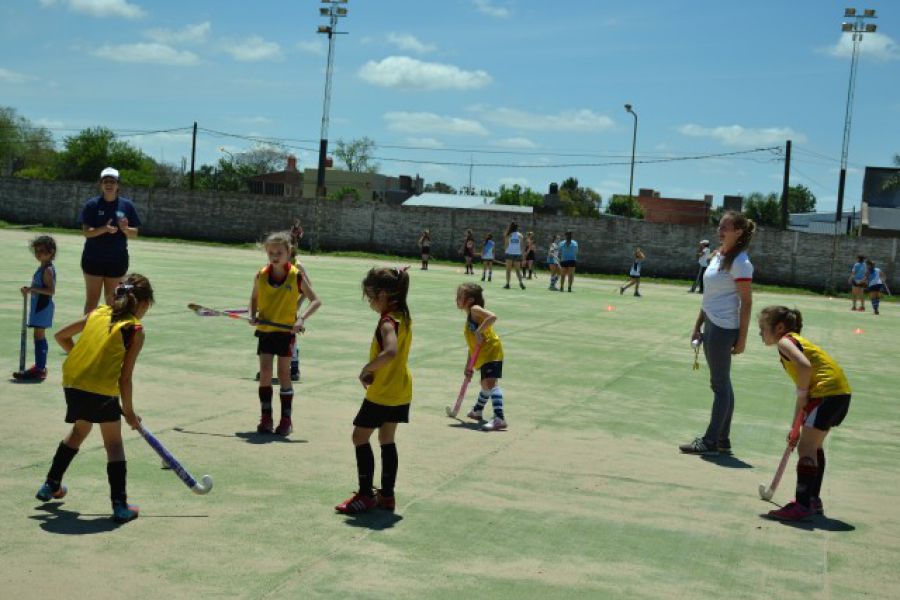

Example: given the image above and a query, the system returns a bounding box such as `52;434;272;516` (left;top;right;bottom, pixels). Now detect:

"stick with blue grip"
138;425;213;495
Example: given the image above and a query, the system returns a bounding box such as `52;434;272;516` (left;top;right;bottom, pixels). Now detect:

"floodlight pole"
625;104;638;202
316;1;348;200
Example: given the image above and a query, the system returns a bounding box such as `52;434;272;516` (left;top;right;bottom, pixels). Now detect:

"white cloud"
91;43;200;66
145;22;210;45
492;137;538;149
477;106;615;132
359;56;491;91
296;40;325;56
223;36;283;62
678;123;806;146
386;33;435;54
404;137;445;149
234;116;273;126
47;0;147;20
384;111;489;136
35;117;65;128
473;0;511;19
823;32;900;61
0;67;34;83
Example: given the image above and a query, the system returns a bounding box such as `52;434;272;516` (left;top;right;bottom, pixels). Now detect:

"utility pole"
315;1;349;200
780;139;791;229
189;121;197;191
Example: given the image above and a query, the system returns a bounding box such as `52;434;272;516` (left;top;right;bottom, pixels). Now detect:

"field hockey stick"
446;345;482;418
758;410;806;501
19;294;27;372
138;424;213;495
187;303;295;331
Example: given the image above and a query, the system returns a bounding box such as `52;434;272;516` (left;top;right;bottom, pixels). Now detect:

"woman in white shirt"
689;240;711;293
680;212;756;456
503;222;526;290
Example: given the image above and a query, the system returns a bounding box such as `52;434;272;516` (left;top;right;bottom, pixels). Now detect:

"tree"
334;136;378;173
0;107;57;177
237;143;290;173
882;153;900;192
787;184;816;213
558;177;601;217
743;192;780;226
424;181;456;194
55;127;158;184
606;194;644;219
329;186;360;201
495;184;543;207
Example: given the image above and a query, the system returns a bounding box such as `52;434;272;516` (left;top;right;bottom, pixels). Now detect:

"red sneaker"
334;491;377;514
765;501;813;521
375;490;396;511
13;366;47;381
274;417;293;436
256;414;274;434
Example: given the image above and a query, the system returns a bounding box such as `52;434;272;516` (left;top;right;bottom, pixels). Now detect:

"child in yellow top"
457;283;507;431
335;267;412;515
35;274;154;524
758;306;852;521
249;232;320;436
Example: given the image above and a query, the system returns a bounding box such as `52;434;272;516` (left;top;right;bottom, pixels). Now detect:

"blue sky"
2;0;898;211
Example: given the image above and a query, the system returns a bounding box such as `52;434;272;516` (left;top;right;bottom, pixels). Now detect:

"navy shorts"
353;399;410;428
852;280;866;288
81;252;129;278
804;394;851;431
64;388;122;423
560;260;576;268
421;246;431;254
256;331;295;357
480;360;503;380
506;254;522;262
867;284;886;293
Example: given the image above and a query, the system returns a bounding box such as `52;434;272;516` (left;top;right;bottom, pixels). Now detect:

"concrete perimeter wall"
1;177;897;291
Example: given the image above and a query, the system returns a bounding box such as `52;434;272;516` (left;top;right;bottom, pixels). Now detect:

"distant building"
723;195;743;212
247;155;303;197
860;166;900;238
635;188;711;225
788;211;861;235
301;168;421;204
403;193;533;213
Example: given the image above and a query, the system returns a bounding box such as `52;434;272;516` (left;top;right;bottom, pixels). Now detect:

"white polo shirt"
702;251;753;329
698;247;711;267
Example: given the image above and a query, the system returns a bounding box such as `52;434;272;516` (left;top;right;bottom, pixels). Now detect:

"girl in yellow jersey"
758;306;852;522
335;267;412;515
250;232;320;436
457;283;507;431
34;274;154;524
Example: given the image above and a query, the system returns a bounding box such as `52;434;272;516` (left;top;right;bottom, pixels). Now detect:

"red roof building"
636;188;712;225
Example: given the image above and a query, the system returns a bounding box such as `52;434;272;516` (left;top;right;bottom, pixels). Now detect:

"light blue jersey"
482;239;495;259
28;263;55;328
851;261;867;282
560;240;578;262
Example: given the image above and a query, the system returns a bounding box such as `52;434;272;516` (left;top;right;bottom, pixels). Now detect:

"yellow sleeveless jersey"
780;332;851;397
366;313;413;406
464;315;504;368
256;264;302;333
62;306;141;397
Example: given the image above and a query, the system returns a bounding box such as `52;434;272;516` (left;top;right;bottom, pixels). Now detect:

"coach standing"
78;167;141;314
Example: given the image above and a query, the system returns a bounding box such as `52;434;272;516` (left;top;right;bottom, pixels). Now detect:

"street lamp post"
218;146;234;163
315;0;349;200
624;103;638;202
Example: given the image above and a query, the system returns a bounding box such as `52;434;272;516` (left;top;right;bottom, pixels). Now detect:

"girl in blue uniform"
558;231;578;292
481;233;495;282
15;236;57;382
849;255;867;311
864;259;890;315
619;248;645;297
503;222;526;289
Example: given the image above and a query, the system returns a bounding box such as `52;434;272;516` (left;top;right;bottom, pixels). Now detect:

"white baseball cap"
100;167;120;181
700;239;710;245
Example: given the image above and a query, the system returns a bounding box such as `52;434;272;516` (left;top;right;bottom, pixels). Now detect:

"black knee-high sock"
107;460;127;505
795;457;818;507
355;443;375;496
258;385;273;417
47;442;78;488
811;448;826;498
380;443;398;497
279;387;293;418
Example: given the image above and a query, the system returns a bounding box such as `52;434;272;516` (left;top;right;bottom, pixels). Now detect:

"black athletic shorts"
65;387;122;423
255;331;295;357
805;394;851;431
560;260;576;268
480;360;503;380
353;399;410;428
421;245;431;254
81;252;129;278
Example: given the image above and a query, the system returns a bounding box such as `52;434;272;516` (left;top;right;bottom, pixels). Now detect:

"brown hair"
719;211;756;272
263;231;293;255
111;273;154;324
758;305;803;335
457;282;485;309
363;267;411;320
30;235;57;260
505;221;518;237
634;247;645;260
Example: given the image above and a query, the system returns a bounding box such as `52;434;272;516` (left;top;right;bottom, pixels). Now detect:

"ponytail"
110;273;154;324
719;211;756;272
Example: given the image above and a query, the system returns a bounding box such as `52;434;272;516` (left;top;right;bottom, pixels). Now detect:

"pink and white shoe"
482;417;507;431
765;501;813;521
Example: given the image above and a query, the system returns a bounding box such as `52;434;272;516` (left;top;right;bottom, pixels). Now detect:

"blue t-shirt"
482;239;495;258
560;240;578;262
851;261;867;281
78;196;141;260
29;263;56;327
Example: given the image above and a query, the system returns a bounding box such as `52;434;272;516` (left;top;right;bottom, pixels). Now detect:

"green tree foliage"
55;127;160;185
424;181;457;194
743;192;780;226
329;186;361;201
495;184;544;207
882;153;900;192
558;177;601;217
334;136;378;173
708;205;726;225
193;158;257;192
606;194;644;219
0;107;57;177
237;143;290;173
787;184;816;213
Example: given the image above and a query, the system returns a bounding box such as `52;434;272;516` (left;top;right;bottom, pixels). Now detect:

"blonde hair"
719;211;756;272
263;231;293;254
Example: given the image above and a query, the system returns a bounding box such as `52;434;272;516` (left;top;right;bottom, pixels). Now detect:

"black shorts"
852;280;866;288
480;360;503;380
255;331;295;357
421;246;431;254
81;252;129;278
525;251;535;261
867;284;886;293
64;388;122;423
805;394;851;431
560;260;576;268
353;399;410;428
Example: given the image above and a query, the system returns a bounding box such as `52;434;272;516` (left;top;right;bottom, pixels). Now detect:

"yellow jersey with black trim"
256;263;301;333
779;332;851;397
464;315;504;368
366;312;413;406
62;306;141;397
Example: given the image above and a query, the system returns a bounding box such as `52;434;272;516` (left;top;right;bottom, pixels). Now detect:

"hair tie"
395;266;410;274
115;283;134;298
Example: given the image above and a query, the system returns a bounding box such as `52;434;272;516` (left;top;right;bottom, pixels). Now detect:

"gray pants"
702;319;739;445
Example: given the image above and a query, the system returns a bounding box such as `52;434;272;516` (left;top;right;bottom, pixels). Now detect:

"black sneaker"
679;437;717;455
718;440;732;455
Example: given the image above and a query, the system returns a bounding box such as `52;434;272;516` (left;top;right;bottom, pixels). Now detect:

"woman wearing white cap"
689;240;712;293
77;167;142;314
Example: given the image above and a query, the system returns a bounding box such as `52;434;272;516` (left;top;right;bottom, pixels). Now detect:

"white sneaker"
482;417;507;431
466;410;483;421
